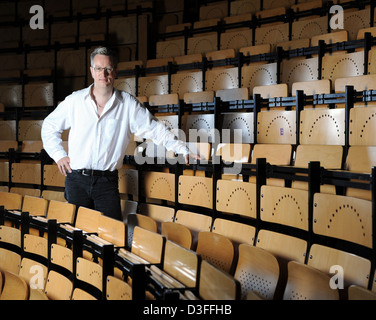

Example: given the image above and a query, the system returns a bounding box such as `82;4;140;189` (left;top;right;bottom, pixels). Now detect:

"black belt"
72;169;118;177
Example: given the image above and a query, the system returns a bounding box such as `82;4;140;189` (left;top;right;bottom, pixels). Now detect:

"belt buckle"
82;169;92;176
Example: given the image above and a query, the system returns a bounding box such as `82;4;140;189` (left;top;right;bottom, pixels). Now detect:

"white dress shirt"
41;85;189;171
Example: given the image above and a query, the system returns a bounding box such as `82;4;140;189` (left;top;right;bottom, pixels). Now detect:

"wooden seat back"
178;176;213;209
47;200;76;224
299;108;345;145
283;261;339;300
0;191;22;210
161;221;193;250
76;257;102;293
257;110;296;144
163;240;199;288
199;260;240;300
75;206;103;234
106;275;132;300
127;213;158;248
234;244;279;300
313;193;372;248
174;210;212;249
0;248;21;274
308;244;371;289
131;226;165;264
22;195;48;217
216;179;257;219
50;243;73;273
97;215;127;247
0;270;28;300
215;143;251;163
44;270;73;300
196;231;234;273
260;185;309;231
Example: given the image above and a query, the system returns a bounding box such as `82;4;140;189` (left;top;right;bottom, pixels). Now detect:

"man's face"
90;54;116;89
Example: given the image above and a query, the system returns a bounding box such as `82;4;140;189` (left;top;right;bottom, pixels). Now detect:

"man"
42;47;196;221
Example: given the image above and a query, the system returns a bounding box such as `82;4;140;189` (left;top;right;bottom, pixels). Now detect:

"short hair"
90;47;118;68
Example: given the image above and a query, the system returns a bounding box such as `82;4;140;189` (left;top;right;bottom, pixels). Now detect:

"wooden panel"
253;83;288;99
254;23;289;50
216;179;256;218
0;120;17;140
43;164;65;187
260;185;309;231
205;67;239;91
24;234;48;258
345;146;376;172
311;30;348;47
131;226;165;264
292;79;331;96
256;229;307;263
220;29;253;51
142;171;175;202
257;110;296;144
138;75;169;97
294;145;343;169
0;191;22;210
291;16;328;40
313;193;372;248
114;77;136;96
178;176;213;209
118;168;138;196
283;261;339;300
24;83;54;107
343;8;374;41
215;143;251;163
76;258;102;291
18;120;43;141
196;231;234;273
75;207;103;234
321;51;364;84
182;114;215;143
22;195;48;217
300;108;345;145
308;244;371;288
0;85;22;107
335;74;376;93
281;57;319;92
0;162;9;182
234;243;279;300
50;243;73;273
163;240;198;288
47;200;76;224
252;144;292;165
187;33;218;55
216;87;249;102
149;93;179;106
171;71;203;99
241;63;278;93
98;215;126;247
221;112;254;144
156;38;185;59
349;106;376;146
212;218;255;246
230;1;260;15
12;163;41;185
199;260;239;300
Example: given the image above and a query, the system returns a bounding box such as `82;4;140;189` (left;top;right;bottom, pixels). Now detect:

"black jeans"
64;171;122;221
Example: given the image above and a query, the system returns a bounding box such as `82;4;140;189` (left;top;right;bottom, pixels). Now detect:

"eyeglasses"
92;66;114;73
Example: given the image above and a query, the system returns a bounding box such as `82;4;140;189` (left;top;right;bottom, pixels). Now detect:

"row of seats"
0;188;375;300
